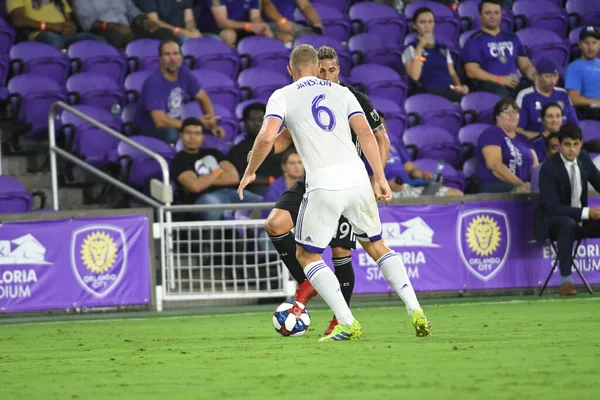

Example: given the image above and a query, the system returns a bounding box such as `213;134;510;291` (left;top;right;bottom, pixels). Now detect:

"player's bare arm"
237;117;282;199
373;124;390;169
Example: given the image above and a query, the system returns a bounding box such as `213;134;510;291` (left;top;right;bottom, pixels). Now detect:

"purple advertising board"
323;200;600;294
0;215;151;313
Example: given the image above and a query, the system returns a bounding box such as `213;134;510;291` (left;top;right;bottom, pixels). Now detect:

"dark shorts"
274;180;356;250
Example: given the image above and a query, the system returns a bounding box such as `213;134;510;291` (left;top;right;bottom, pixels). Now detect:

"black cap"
580;26;600;41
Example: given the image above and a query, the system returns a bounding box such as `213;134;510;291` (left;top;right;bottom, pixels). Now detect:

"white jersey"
265;76;370;191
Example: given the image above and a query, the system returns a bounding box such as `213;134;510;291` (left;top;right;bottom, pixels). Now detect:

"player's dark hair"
558;124;583;143
179;117;205;133
317;46;339;65
540;102;562;120
413;7;434;23
242;102;266;121
282;149;299;165
492;98;519;124
159;39;180;56
478;0;502;14
545;131;560;151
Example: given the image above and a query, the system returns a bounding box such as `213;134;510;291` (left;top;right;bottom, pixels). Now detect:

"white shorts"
295;184;382;253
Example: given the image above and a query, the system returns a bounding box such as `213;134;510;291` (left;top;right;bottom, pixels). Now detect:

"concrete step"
15;173;54;189
1;155;29;176
42;188;86;210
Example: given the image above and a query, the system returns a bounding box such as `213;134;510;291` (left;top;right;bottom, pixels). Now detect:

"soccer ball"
272;300;311;337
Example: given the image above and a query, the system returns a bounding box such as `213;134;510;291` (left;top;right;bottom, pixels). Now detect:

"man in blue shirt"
198;0;273;47
565;26;600;120
261;0;323;45
516;58;579;139
463;0;536;98
135;39;224;144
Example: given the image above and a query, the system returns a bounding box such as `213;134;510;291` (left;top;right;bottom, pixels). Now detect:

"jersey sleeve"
265;90;286;122
354;91;381;131
346;89;365;121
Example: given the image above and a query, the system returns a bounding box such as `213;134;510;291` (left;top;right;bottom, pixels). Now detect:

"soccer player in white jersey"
237;44;432;341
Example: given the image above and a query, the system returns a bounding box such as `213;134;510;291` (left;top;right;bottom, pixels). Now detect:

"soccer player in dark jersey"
264;46;391;335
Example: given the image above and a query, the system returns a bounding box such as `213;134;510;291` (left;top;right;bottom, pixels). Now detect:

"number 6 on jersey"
311;94;336;131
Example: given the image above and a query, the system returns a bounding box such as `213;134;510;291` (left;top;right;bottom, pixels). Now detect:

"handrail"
48;101;172;210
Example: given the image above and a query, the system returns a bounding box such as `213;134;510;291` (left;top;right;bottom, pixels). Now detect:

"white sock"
303;261;354;326
378;251;422;316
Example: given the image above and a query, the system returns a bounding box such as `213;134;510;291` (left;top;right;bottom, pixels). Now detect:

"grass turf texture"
1;297;599;400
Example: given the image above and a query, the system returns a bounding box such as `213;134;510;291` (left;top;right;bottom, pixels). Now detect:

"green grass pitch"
1;297;599;400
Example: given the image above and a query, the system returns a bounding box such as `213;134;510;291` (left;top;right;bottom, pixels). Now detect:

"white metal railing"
47;102;285;311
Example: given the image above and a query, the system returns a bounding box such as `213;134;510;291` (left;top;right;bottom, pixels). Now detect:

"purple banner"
344;200;600;294
0;215;151;313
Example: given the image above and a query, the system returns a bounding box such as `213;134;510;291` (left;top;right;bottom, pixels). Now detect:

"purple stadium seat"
578;120;600;141
412;158;465;190
183;101;239;147
181;38;240;80
348;2;407;46
462;156;479;192
530;164;541;192
7;74;66;141
404;94;463;136
121;103;140;136
311;0;351;13
0;54;8;86
66;72;126;113
369;96;408;143
190;69;240;112
461;92;503;125
235;99;268;121
513;0;569;38
125;39;160;72
9;41;69;85
458;0;515;33
459;28;479;48
348;33;403;71
294;34;351;78
402;126;462;167
0;17;15;54
237;36;290;72
350;64;408;107
458;123;493;160
116;136;175;190
238;67;290;101
0;176;36;213
566;0;600;28
405;1;461;42
516;28;570;69
294;4;351;42
68;40;127;84
124;69;153;103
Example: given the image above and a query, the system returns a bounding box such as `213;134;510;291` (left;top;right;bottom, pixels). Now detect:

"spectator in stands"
197;0;273;47
73;0;177;48
170;117;263;221
402;7;468;102
535;124;600;296
544;131;560;160
476;97;539;193
263;149;304;205
228;103;283;196
516;58;578;139
530;102;563;164
7;0;104;50
261;0;323;45
135;39;224;145
135;0;214;42
565;26;600;120
378;115;462;197
463;0;536;98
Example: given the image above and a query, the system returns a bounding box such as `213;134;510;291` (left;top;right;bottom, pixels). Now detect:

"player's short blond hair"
290;44;318;71
317;46;339;65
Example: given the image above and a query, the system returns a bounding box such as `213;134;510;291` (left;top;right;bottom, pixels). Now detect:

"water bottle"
432;159;445;183
111;99;121;119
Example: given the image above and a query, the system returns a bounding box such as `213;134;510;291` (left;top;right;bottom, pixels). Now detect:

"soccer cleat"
411;309;432;337
294;279;318;305
318;319;362;342
324;316;339;335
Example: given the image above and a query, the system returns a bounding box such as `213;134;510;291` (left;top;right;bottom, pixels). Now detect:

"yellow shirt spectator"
6;0;71;39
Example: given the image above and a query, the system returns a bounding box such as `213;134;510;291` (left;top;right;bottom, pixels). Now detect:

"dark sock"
333;256;355;306
269;232;306;284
